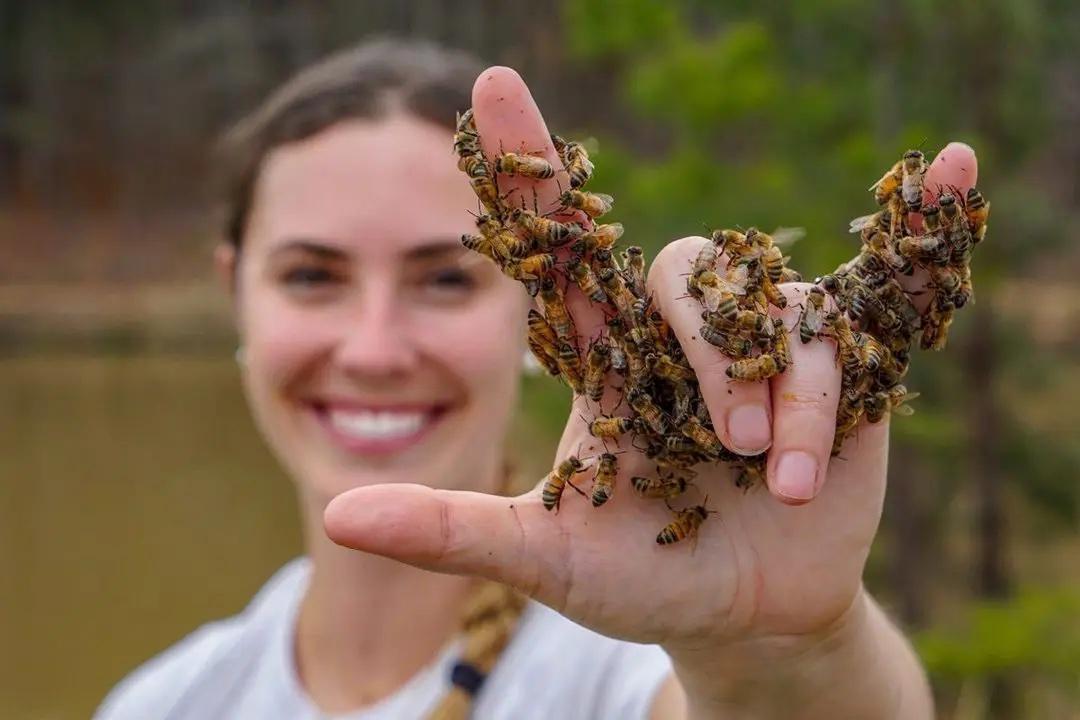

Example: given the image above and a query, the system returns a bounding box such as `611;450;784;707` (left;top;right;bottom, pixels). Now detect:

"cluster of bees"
454;110;988;546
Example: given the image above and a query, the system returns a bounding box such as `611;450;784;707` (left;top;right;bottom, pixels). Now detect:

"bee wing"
770;226;805;247
892;403;916;417
848;214;877;234
701;287;721;312
868;160;903;191
595;192;615;204
804;304;825;333
721;264;749;294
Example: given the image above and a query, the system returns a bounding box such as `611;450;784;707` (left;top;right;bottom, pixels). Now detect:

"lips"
310;401;450;456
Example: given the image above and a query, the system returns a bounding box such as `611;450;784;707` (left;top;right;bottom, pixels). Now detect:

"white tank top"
94;559;673;719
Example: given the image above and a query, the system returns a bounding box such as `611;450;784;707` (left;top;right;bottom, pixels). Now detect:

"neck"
292;486;484;714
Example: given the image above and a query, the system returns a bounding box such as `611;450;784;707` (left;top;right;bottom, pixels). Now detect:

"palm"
507;403;887;648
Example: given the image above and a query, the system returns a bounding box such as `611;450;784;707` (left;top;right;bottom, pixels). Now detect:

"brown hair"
218;38;484;249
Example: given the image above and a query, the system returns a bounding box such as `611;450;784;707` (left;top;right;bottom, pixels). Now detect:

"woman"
98;38;975;719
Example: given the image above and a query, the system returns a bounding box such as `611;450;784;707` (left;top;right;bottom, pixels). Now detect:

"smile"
311;402;449;456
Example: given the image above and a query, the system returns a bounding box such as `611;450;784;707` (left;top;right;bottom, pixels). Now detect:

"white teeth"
328;410;428;440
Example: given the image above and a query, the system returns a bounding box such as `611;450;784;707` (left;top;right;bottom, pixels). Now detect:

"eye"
283;266;335;287
427;267;475;289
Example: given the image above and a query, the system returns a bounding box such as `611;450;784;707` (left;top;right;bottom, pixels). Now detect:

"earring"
234;346;247;367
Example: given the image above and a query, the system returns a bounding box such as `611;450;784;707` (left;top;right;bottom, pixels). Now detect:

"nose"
335;283;419;378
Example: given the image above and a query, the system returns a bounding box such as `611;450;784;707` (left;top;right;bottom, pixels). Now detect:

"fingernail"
727;404;771;454
774;451;819;502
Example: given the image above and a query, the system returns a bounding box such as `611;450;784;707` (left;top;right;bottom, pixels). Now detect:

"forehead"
248;116;477;255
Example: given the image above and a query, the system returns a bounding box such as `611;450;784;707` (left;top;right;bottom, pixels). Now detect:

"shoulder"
477;603;673;720
93;559;309;720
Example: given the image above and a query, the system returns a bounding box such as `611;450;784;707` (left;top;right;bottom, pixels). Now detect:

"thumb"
323;484;569;604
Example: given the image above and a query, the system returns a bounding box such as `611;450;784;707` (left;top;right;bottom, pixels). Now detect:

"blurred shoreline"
0;282;235;354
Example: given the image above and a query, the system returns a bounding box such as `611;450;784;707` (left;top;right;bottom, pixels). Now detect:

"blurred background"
1;1;1077;718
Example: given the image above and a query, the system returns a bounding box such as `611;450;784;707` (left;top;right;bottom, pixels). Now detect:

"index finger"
901;141;979;311
472;67;566;217
471;67;612;402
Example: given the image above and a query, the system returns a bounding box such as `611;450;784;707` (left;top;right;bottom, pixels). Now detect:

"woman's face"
223;116;528;502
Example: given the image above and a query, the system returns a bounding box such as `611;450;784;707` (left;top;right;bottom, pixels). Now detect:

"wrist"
666;588;905;719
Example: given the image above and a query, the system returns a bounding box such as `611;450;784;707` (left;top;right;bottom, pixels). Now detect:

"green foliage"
916;587;1080;683
563;0;681;59
626;22;781;132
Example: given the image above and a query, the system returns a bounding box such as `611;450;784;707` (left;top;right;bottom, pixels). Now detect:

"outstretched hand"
323;67;977;662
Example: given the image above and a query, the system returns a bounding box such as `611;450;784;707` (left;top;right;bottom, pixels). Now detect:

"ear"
214;243;238;301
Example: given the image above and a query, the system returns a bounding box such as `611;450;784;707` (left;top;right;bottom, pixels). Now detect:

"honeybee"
622;246;646;297
870;158;903;206
527;336;561;378
556;341;584;394
527;309;561;376
510;208;582;249
832;390;865;455
476;214;530;261
700;324;753;358
712;228;751;257
761;277;788;310
571;223;624;255
965;188;989;243
691;238;720;279
503;253;556;281
598;268;637;325
591;247;619;274
552;135;594;189
798;286;828;343
589;415;635;440
920;298;954;351
623;339;651;385
726;353;780;382
761;244;786;285
734;460;765;491
461;233;497;262
846;282;887;324
463;155;502;216
538;277;576;343
542;455;586;511
772;327;792;372
627;387;669;434
559;189;614;218
849;208;888;235
897;233;948;266
690;270;746;314
887;385;920;415
590;453;619;507
900;150;927;211
679;416;724;457
859;334;889;373
649;353;694;383
656;503;712;546
583;340;612;402
566;254;608;303
631;475;689;500
928;264;962;298
938;193;973;263
453;109;481;162
493;151;556;179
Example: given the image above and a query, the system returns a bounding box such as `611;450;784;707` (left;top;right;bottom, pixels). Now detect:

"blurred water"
0;354;301;719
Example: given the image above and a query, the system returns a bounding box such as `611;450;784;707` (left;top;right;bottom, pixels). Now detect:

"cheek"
415;296;527;389
241;293;333;392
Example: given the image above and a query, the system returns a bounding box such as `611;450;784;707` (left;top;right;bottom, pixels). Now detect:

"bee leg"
565;478;587;497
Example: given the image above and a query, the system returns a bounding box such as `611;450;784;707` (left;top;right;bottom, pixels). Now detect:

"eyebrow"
269;237;465;261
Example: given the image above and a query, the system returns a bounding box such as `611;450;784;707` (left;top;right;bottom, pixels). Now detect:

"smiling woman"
93;39;674;720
